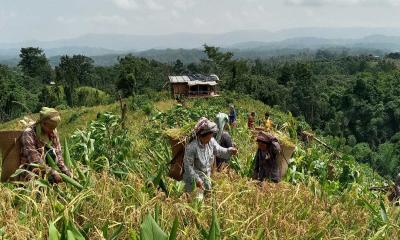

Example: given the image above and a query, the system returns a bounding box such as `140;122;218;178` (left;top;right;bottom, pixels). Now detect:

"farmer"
183;117;238;192
228;104;237;127
214;113;234;171
247;112;256;129
252;131;281;183
264;112;273;131
20;107;71;183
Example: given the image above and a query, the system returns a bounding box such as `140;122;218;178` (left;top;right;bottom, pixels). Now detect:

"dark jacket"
215;131;233;167
252;140;281;183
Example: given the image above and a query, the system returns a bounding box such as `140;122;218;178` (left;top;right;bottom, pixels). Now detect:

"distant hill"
2;27;400;51
1;46;387;67
2;27;400;66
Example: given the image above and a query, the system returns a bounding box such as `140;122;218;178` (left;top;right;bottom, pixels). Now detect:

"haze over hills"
1;27;400;66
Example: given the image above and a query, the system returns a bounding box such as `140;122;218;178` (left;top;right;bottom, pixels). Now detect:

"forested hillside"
2;46;400;180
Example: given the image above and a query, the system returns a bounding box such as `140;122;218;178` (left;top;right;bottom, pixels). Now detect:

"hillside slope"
0;94;398;239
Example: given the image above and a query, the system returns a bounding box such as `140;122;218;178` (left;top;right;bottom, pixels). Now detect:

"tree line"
1;46;400;179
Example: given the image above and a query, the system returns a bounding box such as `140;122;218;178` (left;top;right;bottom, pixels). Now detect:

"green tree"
172;59;185;74
116;55;165;97
56;55;94;106
18;47;52;82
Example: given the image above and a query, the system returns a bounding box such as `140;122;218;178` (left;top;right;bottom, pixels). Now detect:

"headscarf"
36;107;60;144
39;107;61;124
256;131;277;144
194;117;218;136
215;112;229;143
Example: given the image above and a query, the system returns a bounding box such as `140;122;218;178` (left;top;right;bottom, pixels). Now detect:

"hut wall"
171;83;189;96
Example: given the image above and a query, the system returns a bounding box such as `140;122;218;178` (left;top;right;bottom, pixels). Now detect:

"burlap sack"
0;131;23;182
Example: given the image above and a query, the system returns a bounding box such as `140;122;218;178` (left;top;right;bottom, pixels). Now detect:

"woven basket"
167;137;186;181
0;131;23;182
278;144;296;178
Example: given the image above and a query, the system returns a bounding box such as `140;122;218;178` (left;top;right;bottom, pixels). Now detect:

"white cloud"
257;5;266;12
145;0;164;10
193;17;205;26
224;11;235;22
173;0;196;10
0;10;17;30
112;0;138;10
56;16;77;24
87;15;128;25
171;9;181;19
286;0;400;6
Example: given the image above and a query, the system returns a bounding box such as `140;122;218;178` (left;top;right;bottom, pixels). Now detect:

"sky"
1;0;400;42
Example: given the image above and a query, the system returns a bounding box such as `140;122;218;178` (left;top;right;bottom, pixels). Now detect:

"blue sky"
1;0;400;42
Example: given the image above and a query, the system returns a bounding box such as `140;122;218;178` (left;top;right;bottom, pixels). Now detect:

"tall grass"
1;93;399;239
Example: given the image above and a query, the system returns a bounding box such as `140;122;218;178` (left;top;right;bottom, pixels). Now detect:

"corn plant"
69;112;132;177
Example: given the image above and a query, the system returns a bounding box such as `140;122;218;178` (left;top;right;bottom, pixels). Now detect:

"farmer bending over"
20;107;71;183
183;117;238;192
252;131;281;183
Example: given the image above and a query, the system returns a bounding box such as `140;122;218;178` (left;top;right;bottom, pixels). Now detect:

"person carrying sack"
183;117;238;192
20;107;71;183
252;131;281;183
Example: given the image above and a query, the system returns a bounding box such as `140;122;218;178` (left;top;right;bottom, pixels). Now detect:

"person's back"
215;131;233;170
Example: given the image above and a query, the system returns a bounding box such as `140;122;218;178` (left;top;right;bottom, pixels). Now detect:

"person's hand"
230;147;238;155
196;180;204;190
52;172;62;184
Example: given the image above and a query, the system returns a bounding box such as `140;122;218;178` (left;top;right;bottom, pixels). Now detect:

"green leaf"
67;222;85;240
67;230;76;240
140;213;168;240
102;221;109;239
154;204;160;224
208;207;220;240
48;221;60;240
46;151;59;170
129;230;139;240
379;200;388;223
60;173;84;190
256;228;264;240
108;224;124;240
63;138;73;168
168;217;179;240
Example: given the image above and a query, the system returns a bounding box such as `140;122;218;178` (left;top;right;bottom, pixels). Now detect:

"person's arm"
211;138;233;159
53;133;71;176
183;143;201;184
221;132;233;148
